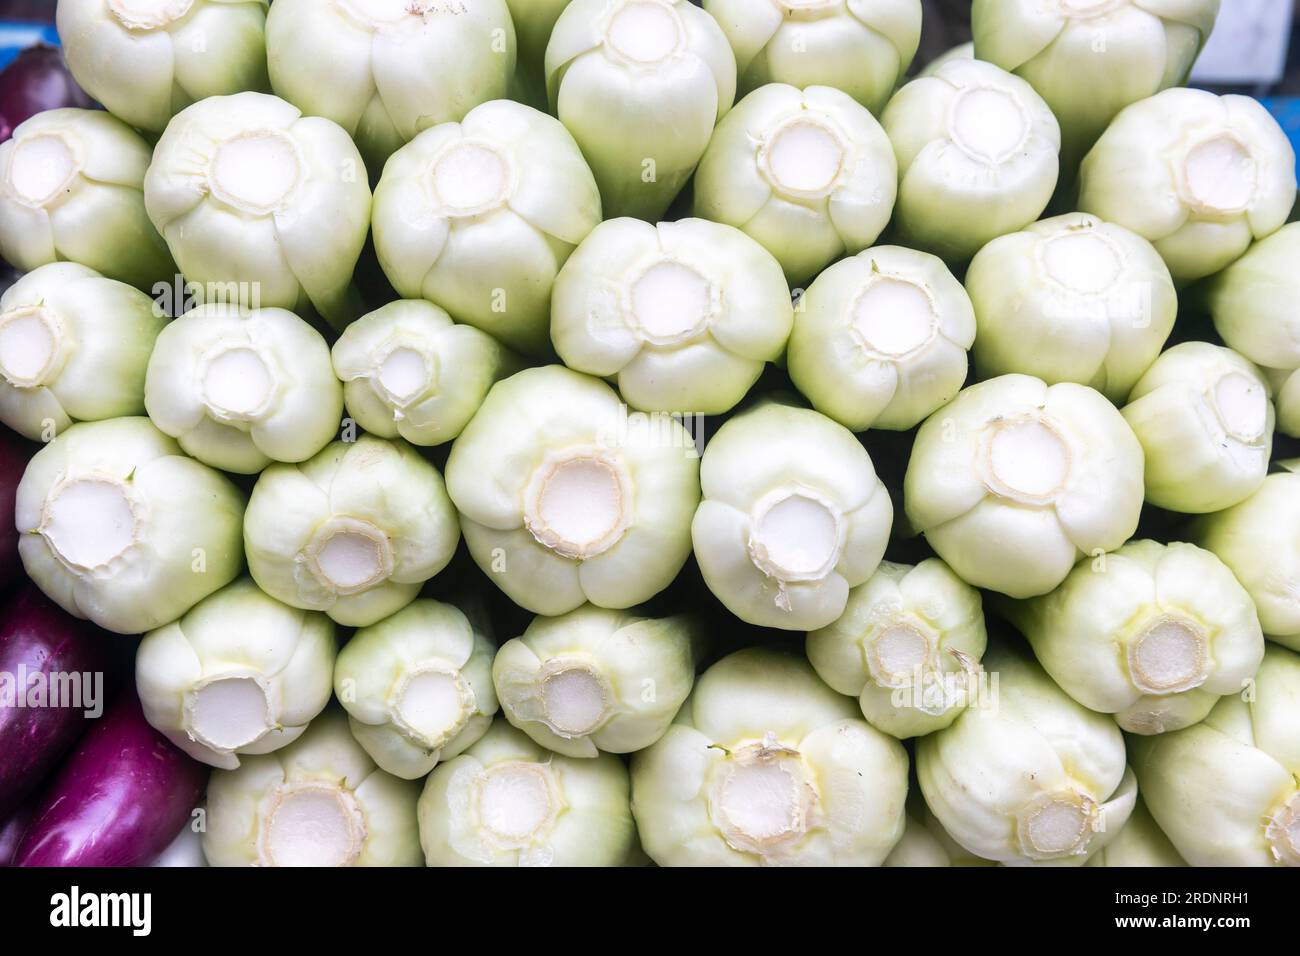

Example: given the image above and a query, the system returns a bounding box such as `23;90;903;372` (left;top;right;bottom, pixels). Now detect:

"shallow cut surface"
606;1;679;63
752;492;840;579
0;308;59;386
211;133;299;213
8;134;76;206
396;670;468;745
528;455;628;558
1212;372;1268;442
1183;136;1256;212
189;676;272;751
44;479;136;569
478;764;554;845
987;418;1069;500
1023;795;1090;858
264;786;363;867
203;347;273;417
316;527;388;591
541;666;608;736
852;278;937;356
1129;618;1208;694
1042;232;1122;294
711;745;812;856
433;142;508;214
870;623;932;686
951;87;1027;163
377;347;431;405
109;0;194;28
765;120;844;195
631;261;712;342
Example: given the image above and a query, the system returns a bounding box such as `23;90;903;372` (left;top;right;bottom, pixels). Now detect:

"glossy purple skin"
0;803;34;866
0;45;94;142
0;429;28;585
14;691;208;867
0;586;106;819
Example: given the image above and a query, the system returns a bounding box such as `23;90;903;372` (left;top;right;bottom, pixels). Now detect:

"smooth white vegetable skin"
1008;540;1264;734
881;58;1060;263
545;0;736;220
1196;465;1300;651
16;417;245;634
144;303;343;474
1079;88;1296;282
967;213;1177;403
918;41;972;77
551;217;792;414
0;262;165;441
331;300;516;447
1208;223;1300;437
0;109;173;288
204;709;423;866
788;245;974;430
265;0;516;171
1121;342;1272;513
144;92;371;328
630;648;908;866
972;0;1219;168
335;600;497;780
917;646;1137;866
57;0;270;134
1084;798;1186;868
1130;644;1300;867
702;0;922;115
244;436;460;627
418;718;636;866
445;365;700;615
692;83;898;284
371;99;600;355
136;579;337;769
693;400;893;631
884;806;997;867
493;605;698;757
807;559;987;739
904;374;1144;598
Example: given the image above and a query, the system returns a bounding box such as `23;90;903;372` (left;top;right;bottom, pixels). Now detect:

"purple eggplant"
0;586;106;818
0;428;28;585
0;803;33;866
14;690;208;867
0;44;94;142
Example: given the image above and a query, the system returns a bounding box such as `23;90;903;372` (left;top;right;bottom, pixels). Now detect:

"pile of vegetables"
3;0;1300;869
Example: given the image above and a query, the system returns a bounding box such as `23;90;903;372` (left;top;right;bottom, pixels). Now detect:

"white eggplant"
1078;88;1296;282
1196;464;1300;652
1207;223;1300;436
150;816;209;868
16;417;244;634
971;0;1219;169
1121;343;1272;513
881;58;1060;263
630;648;909;866
904;374;1144;598
884;805;997;867
57;0;269;134
692;399;893;631
545;0;736;221
1130;643;1300;867
144;303;343;474
917;645;1137;866
551;217;792;414
692;84;898;285
136;579;337;769
506;0;573;107
371;99;601;355
701;0;921;116
493;604;700;758
918;40;972;77
331;300;517;447
417;718;635;866
143;92;371;329
787;245;974;431
444;365;700;616
204;709;422;866
265;0;516;171
0;262;165;441
806;558;987;739
0;109;172;289
967;213;1177;403
1006;540;1264;735
1084;798;1186;868
243;436;460;627
334;600;497;780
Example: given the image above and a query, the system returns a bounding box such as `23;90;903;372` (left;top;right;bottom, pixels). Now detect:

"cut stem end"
260;783;366;867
